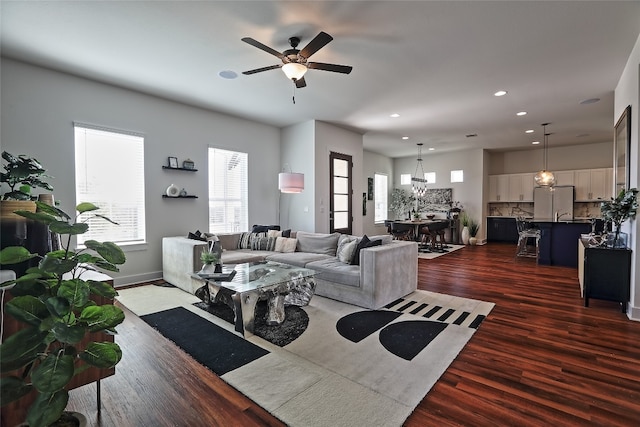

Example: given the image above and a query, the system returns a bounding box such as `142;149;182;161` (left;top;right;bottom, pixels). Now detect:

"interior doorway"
329;152;352;234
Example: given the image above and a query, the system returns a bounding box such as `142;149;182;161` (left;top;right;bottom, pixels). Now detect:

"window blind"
74;124;146;245
208;147;248;233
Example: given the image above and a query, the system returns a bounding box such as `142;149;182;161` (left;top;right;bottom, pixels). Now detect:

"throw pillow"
275;237;297;253
187;230;206;241
251;236;277;251
296;231;340;255
281;229;292;238
252;224;281;233
350;236;383;266
337;239;358;263
267;229;282;238
237;231;267;249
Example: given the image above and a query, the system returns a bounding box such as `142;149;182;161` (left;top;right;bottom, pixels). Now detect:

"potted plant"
600;187;638;248
198;239;222;275
0;202;126;427
468;218;480;245
1;151;54;202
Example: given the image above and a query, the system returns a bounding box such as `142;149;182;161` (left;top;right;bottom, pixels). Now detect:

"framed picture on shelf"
168;156;178;168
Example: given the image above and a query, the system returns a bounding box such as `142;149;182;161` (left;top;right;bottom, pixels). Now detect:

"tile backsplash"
488;202;602;218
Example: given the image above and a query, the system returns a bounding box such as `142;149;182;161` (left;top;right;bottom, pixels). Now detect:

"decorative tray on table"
197;270;237;281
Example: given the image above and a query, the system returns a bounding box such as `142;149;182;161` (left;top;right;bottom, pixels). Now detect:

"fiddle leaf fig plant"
0;202;126;427
1;151;54;200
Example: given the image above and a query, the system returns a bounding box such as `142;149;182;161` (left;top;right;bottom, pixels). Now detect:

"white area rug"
417;244;465;260
117;285;494;427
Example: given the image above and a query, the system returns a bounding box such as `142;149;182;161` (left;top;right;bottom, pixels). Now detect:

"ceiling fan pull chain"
292;83;296;104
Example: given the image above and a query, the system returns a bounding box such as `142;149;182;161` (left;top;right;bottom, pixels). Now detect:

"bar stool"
516;217;540;259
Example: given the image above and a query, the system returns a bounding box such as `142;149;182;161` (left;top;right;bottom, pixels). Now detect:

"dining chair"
516;216;540;259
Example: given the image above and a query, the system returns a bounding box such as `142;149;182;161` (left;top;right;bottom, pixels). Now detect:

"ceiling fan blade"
307;62;353;74
299;31;333;59
295;77;307;88
242;64;282;75
241;37;284;59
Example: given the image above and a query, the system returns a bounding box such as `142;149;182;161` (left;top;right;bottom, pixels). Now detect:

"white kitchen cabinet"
489;175;509;202
508;173;535;201
574;168;613;201
554;170;575;186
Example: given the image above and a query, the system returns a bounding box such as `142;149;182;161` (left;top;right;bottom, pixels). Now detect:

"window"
451;170;464;183
425;172;436;184
400;173;411;185
208;147;248;233
374;173;388;223
74;123;146;246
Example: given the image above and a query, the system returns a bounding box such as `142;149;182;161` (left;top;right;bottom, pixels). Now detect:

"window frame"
374;173;388;224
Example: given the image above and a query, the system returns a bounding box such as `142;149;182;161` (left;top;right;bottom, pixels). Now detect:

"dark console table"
579;244;631;312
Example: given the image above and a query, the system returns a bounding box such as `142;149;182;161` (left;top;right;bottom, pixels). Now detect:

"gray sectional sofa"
162;231;418;309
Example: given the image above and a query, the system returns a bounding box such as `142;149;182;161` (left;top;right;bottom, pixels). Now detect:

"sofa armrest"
162;237;209;293
360;241;418;307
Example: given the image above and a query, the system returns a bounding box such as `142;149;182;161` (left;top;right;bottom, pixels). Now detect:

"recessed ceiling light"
580;98;600;105
428;147;435;151
494;90;508;97
218;70;238;79
390;113;400;118
532;141;540;145
402;136;409;140
525;129;534;133
517;111;527;116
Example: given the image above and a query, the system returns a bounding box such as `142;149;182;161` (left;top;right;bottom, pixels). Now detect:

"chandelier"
411;143;428;197
534;123;556;187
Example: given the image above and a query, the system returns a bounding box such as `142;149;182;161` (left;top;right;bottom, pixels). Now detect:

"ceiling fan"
241;31;353;89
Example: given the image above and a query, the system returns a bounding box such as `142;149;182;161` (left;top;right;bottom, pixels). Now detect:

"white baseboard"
114;271;163;287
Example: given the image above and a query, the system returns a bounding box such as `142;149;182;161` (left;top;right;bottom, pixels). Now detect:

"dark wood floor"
61;243;640;426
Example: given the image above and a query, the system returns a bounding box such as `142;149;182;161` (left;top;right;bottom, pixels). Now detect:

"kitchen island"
533;219;604;268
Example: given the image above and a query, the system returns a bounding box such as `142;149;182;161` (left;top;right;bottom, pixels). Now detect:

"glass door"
329;152;352;234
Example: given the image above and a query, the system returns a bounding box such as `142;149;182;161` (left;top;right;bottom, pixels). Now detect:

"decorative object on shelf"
167;156;178;168
179;188;187;197
534;123;556;187
182;158;195;170
278;164;304;193
600;187;638;248
411;143;428;197
0;202;126;427
165;183;179;197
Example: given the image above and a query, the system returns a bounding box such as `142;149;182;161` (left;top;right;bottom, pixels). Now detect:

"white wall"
281;121;315;232
314;121;364;235
1;58;281;285
362;150;393;236
393;148;486;240
615;33;640;320
489;142;613;175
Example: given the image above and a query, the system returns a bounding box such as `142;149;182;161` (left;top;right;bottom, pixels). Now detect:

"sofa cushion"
221;249;267;264
306;258;361;288
274;237;297;253
265;252;331;268
296;231;340;256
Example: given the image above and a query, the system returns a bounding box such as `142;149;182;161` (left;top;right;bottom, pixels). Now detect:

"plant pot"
1;200;38;276
16;411;88;427
606;231;628;248
469;236;478;245
461;226;470;245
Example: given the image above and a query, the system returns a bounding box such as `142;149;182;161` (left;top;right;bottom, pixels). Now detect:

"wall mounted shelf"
162;166;198;172
162;195;198;199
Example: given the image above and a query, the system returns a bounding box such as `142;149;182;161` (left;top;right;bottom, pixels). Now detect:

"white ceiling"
2;1;639;158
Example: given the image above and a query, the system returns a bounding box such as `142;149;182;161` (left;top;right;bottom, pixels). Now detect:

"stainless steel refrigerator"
533;186;574;220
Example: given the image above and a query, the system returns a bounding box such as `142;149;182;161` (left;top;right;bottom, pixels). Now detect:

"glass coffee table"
193;261;316;337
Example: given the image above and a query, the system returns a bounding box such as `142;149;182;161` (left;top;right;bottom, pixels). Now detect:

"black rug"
193;300;309;347
140;307;269;375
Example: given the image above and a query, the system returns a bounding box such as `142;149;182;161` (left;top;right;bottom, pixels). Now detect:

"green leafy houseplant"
1;151;54;200
0;202;126;427
600;187;639;248
200;249;219;265
468;219;480;238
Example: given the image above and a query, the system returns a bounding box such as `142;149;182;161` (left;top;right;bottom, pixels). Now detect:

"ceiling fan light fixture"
282;63;307;80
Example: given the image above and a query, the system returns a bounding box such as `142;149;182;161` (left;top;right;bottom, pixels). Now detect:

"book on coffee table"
197;269;237;282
